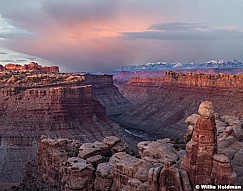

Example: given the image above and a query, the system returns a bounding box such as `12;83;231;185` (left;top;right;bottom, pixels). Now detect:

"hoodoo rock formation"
182;101;237;187
12;101;242;191
0;62;59;73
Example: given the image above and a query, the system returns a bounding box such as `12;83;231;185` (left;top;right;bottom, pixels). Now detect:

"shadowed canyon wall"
114;71;243;141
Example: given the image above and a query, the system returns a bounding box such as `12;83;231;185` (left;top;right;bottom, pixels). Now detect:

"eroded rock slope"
14;101;242;191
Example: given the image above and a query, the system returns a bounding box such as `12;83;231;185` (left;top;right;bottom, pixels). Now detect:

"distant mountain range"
115;60;243;72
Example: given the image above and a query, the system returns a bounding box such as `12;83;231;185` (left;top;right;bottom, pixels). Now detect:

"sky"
0;0;243;72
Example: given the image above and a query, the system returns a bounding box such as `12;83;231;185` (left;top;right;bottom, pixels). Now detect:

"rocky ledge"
130;71;243;89
0;62;59;73
13;101;242;191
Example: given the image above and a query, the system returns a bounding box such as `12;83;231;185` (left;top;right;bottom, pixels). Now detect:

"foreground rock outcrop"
184;108;243;187
15;136;189;191
182;101;237;187
13;101;242;191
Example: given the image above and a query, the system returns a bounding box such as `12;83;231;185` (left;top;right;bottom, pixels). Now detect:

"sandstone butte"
0;62;59;73
12;101;243;191
0;68;132;189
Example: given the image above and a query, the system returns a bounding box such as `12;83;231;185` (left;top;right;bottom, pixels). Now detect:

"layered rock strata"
0;82;129;189
0;69;130;189
0;72;131;115
118;71;243;105
130;71;243;88
0;62;59;73
85;74;132;115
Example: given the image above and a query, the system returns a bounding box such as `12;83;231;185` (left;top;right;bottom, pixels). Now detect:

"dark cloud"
42;0;118;25
124;22;243;42
1;59;14;62
124;31;221;41
148;22;209;32
0;52;7;54
16;59;27;62
0;32;7;39
27;57;38;61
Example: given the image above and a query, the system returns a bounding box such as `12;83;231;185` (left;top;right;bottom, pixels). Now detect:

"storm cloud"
124;22;243;41
0;0;243;72
148;22;209;32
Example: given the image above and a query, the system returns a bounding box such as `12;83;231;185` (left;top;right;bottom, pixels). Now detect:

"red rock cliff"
0;62;59;73
0;84;125;189
130;71;243;89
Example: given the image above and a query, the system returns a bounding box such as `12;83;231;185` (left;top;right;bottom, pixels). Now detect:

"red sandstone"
130;70;243;88
0;62;59;73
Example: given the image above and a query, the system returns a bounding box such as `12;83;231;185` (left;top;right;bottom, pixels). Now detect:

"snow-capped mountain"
115;60;243;72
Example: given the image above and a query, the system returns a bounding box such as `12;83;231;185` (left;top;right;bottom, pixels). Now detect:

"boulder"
103;136;120;147
79;141;109;159
109;152;142;190
221;115;241;126
94;162;113;191
137;139;179;163
62;157;94;190
185;114;200;126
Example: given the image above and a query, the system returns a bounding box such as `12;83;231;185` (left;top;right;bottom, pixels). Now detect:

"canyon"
0;64;132;190
12;101;243;191
114;71;243;141
0;62;243;190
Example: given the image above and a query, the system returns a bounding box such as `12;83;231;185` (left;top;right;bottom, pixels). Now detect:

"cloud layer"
0;0;243;72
